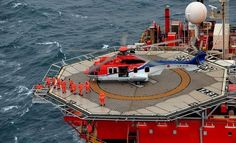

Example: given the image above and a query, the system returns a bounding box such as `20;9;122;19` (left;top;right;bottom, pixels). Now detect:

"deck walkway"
41;51;227;120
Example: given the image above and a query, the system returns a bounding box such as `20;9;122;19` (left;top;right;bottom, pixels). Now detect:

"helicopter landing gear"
129;81;144;88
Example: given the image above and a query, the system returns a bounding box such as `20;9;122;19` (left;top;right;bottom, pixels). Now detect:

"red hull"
64;116;236;143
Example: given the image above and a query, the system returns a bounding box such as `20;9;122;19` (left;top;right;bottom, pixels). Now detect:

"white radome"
185;2;207;24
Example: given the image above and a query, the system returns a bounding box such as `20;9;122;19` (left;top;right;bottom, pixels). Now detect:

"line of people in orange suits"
41;76;105;106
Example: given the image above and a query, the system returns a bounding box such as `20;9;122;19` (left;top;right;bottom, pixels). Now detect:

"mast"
220;0;226;59
197;0;204;3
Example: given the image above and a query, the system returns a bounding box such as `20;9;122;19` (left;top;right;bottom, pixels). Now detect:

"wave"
20;107;29;117
17;85;29;94
0;60;21;68
14;136;18;143
0;20;7;24
0;60;6;66
1;105;19;112
57;11;62;16
0;61;22;79
37;41;64;56
0;53;6;57
102;44;109;49
37;41;61;47
12;2;27;8
71;14;88;19
58;46;66;60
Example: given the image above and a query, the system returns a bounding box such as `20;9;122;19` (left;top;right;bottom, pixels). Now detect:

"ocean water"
0;0;235;142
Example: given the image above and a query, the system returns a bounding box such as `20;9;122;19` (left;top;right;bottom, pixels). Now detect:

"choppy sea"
0;0;235;142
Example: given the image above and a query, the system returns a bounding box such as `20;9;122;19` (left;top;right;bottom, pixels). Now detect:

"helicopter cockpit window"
145;67;150;72
134;68;138;73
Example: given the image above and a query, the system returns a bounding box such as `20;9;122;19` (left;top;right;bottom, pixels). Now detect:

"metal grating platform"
37;51;228;120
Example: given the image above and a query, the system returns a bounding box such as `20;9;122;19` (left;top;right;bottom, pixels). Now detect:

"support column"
200;111;205;143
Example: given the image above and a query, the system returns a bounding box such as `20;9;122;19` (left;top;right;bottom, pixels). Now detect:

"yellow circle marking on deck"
90;68;191;101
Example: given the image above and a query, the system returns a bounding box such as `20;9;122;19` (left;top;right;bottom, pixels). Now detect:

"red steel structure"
165;5;170;34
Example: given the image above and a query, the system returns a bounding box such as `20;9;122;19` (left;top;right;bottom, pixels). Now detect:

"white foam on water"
1;105;19;112
37;41;61;47
20;107;29;117
17;85;29;94
0;20;7;24
14;136;18;143
16;86;32;101
0;95;2;100
58;11;62;16
102;44;109;49
71;14;88;19
37;41;62;54
42;12;50;17
12;3;27;8
59;47;63;53
0;60;21;69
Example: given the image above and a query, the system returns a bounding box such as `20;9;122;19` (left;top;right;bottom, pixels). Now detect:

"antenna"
219;0;229;59
208;5;218;19
209;0;229;59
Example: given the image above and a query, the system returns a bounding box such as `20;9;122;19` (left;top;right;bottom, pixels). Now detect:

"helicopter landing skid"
128;81;144;88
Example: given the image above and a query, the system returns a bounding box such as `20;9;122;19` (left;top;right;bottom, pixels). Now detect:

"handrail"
41;46;119;82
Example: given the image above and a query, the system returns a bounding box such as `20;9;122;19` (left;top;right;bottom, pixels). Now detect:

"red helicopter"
85;40;206;82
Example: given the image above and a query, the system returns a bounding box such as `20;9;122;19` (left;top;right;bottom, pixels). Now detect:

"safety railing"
41;46;119;82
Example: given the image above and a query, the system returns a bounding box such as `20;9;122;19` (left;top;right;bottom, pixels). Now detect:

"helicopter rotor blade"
67;49;102;52
88;53;118;74
120;33;128;46
141;39;182;49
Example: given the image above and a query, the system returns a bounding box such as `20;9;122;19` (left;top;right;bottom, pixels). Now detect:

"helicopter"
84;40;206;82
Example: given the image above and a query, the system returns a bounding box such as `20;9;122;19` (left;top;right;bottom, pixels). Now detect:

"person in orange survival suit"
86;123;93;133
69;79;74;93
35;84;43;90
99;92;105;106
52;77;56;88
45;77;51;88
78;82;83;96
86;123;93;139
72;83;77;95
57;77;61;90
85;81;91;94
61;80;67;94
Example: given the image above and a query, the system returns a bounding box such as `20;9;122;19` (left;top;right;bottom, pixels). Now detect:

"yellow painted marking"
90;68;191;101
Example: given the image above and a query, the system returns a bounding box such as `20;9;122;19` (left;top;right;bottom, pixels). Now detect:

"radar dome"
185;2;207;24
